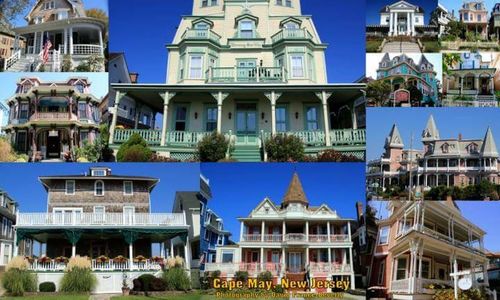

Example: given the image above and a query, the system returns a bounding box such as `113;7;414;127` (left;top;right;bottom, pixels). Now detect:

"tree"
366;80;392;107
0;0;33;24
405;84;423;107
446;20;466;39
442;53;462;75
85;8;108;42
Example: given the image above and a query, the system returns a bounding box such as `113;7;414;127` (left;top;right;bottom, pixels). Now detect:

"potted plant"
134;255;146;263
37;256;52;264
96;255;109;263
54;256;69;264
114;255;127;263
121;278;130;296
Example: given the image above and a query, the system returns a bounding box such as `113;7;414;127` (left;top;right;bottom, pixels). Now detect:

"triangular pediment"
192;17;214;29
311;204;337;217
280;17;302;28
251;197;279;216
389;1;417;10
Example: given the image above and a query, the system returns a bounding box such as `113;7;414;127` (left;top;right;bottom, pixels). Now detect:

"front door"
55;33;63;52
123;206;135;225
288;252;302;273
46;131;61;159
237;60;257;82
481;78;488;95
236;103;258;145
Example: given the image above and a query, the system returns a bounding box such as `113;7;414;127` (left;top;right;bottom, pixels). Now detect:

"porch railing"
181;29;221;43
207;66;287;83
113;129;162;146
16;212;186;227
165;131;211;146
264;234;283;242
30;112;76;121
308;234;329;243
271;28;314;44
285;233;306;242
391;278;411;292
310;263;351;274
330;129;366;145
28;259;163;272
73;44;103;55
242;234;261;242
4;49;21;71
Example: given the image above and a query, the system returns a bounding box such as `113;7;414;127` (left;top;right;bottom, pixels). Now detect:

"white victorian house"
380;1;425;37
108;0;366;162
4;0;106;72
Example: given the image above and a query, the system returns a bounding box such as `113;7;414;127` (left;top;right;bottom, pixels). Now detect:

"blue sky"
366;0;437;25
440;0;496;16
366;108;500;160
109;0;365;83
0;73;109;105
11;0;108;27
369;200;500;251
201;163;365;243
0;163;200;213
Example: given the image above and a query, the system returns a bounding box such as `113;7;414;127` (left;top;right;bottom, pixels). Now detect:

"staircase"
5;56;34;72
231;145;262;162
382;41;421;53
285;272;307;292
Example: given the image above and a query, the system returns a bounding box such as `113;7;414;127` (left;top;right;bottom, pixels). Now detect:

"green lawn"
366;40;383;52
2;296;89;300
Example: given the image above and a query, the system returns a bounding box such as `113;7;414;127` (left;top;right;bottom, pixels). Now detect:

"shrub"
60;256;96;293
137;274;157;292
116;133;152;162
39;281;56;292
0;137;16;162
265;134;304;162
73;141;102;162
2;257;37;296
257;271;273;282
196;132;229;162
162;267;191;291
273;284;284;293
234;271;249;282
150;277;166;291
316;149;362;162
132;278;142;291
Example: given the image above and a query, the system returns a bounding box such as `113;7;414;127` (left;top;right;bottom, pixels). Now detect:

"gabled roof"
381;53;391;63
422;115;440;142
480;127;498;157
418;54;432;66
279;17;302;27
192;17;214;28
385;124;404;149
235;11;259;26
381;1;423;13
281;172;309;208
25;0;86;22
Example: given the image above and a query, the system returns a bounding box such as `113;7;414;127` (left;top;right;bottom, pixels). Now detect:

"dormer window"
43;1;55;10
467;143;478;153
91;169;106;176
75;83;85;93
34;17;44;24
239;20;255;38
57;11;68;20
201;0;217;7
194;23;209;30
277;0;292;7
441;143;449;154
283;22;299;30
65;180;75;195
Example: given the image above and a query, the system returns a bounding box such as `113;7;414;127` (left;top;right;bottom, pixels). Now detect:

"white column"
327;221;331;242
261;220;265;242
240;222;244;241
109;91;123;144
327;248;331;263
13;231;18;257
260;247;264;264
184;236;191;270
170;240;174;257
394;12;398;35
306;247;310;265
98;29;104;56
412;12;415;35
407;12;410;35
305;221;309;242
349;247;355;289
160;92;172;146
282;248;286;273
453;258;458;300
389;12;394;36
216;92;224;133
39;31;44;54
69;27;73;55
33;32;38;54
321;91;331;147
63;28;67;54
271;91;277;135
282;221;286;242
71;244;76;258
129;243;134;271
160;242;165;258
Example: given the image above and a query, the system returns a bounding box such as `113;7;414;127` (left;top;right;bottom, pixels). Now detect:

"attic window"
441;143;449;153
74;83;85;93
202;0;217;7
467;143;478;153
91;169;106;176
43;1;55;10
283;22;299;30
239;20;255;38
277;0;292;7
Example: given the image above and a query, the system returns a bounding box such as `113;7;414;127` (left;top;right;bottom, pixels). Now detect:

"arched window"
94;180;104;196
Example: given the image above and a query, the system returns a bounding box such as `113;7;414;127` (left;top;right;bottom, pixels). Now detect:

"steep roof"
422;115;440;142
281;172;309;208
380;1;424;13
381;53;391;63
480;127;499;157
385;124;404;149
418;54;432;67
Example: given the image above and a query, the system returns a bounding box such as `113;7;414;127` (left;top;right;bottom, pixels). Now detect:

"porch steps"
6;57;33;72
285;272;307;292
231;146;262;162
382;41;421;53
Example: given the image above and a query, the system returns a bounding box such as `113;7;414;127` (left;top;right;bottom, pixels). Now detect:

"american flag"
42;33;52;64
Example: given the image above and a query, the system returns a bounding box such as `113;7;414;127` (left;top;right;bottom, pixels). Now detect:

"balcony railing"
309;234;329;243
285;233;306;242
310;263;351;274
30;112;76;121
16;212;186;227
271;28;314;44
243;233;349;243
113;129;162;146
242;234;262;242
204;263;282;275
28;259;163;272
331;129;366;145
72;44;103;55
264;234;283;242
206;66;287;83
181;29;221;43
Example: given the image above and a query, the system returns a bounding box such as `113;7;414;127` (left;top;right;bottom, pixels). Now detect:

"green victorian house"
108;0;366;162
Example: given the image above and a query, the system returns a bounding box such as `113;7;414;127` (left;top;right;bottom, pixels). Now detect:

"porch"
108;84;366;161
445;70;496;100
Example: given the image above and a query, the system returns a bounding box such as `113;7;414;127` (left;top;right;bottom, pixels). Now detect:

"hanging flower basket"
134;255;146;263
25;256;35;264
96;255;109;263
113;255;127;263
54;256;69;263
37;256;52;264
151;256;164;263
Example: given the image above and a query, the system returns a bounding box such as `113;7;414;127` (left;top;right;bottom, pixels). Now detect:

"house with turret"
108;0;366;162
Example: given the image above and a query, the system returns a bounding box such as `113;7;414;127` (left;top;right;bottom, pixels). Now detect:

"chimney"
458;133;462;141
356;201;363;220
129;73;139;83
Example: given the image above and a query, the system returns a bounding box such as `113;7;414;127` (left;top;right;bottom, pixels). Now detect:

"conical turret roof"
481;127;498;157
422;115;440;142
385;124;404;149
282;172;309;208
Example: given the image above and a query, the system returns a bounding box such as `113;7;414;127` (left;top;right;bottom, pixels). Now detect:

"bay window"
239;20;255;38
206;106;217;131
290;55;305;78
189;55;203;79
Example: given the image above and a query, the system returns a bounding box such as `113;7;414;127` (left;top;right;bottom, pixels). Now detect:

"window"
57;11;68;20
0;195;4;207
43;1;55;10
222;251;234;263
123;181;133;195
417;260;431;279
272;251;280;263
211;0;217;5
441;143;449;153
284;22;299;30
19;103;29;119
378;261;385;285
201;0;208;7
305;106;319;131
239;20;255;38
65;180;75;195
206;106;217;131
16;131;27;152
276;105;288;132
34;17;43;24
91;169;106;176
276;0;283;5
396;257;408;280
78;102;88;119
174;106;188;131
3;244;10;265
79;131;89;146
285;0;292;7
290;55;305;78
74;83;84;93
189;55;203;79
94;206;105;222
2;218;7;236
378;226;389;245
477;14;481;22
94;180;104;196
204;229;210;241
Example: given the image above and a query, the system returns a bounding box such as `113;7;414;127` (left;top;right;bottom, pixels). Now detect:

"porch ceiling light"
228;112;232;120
295;112;299;119
261;112;265;120
194;112;198;119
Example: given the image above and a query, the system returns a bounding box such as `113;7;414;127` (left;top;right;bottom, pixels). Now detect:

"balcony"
181;29;221;44
28;259;163;272
206;66;287;83
391;278;452;293
271;28;314;44
72;44;103;55
309;263;351;275
204;263;282;276
29;112;77;122
16;212;186;227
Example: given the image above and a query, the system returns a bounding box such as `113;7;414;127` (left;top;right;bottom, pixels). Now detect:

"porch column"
184;235;191;270
63;28;67;54
160;92;175;147
411;12;415;35
39;31;44;55
282;221;286;242
240;222;244;241
394;12;398;35
351;103;358;130
389;12;394;36
13;229;18;257
475;75;479;92
417;246;423;293
30;126;37;162
327;248;331;263
306;247;310;265
98;29;104;56
471;259;476;287
109;91;125;145
281;248;286;273
264;91;282;135
349;247;355;289
491;76;495;95
160;242;165;258
261;220;265;242
129;243;134;270
460;76;464;95
316;91;332;147
69;27;73;55
72;244;76;257
134;103;142;129
33;32;38;53
211;92;228;134
260;247;264;265
326;221;331;242
407;12;411;35
305;221;309;242
170;240;174;257
453;256;458;300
